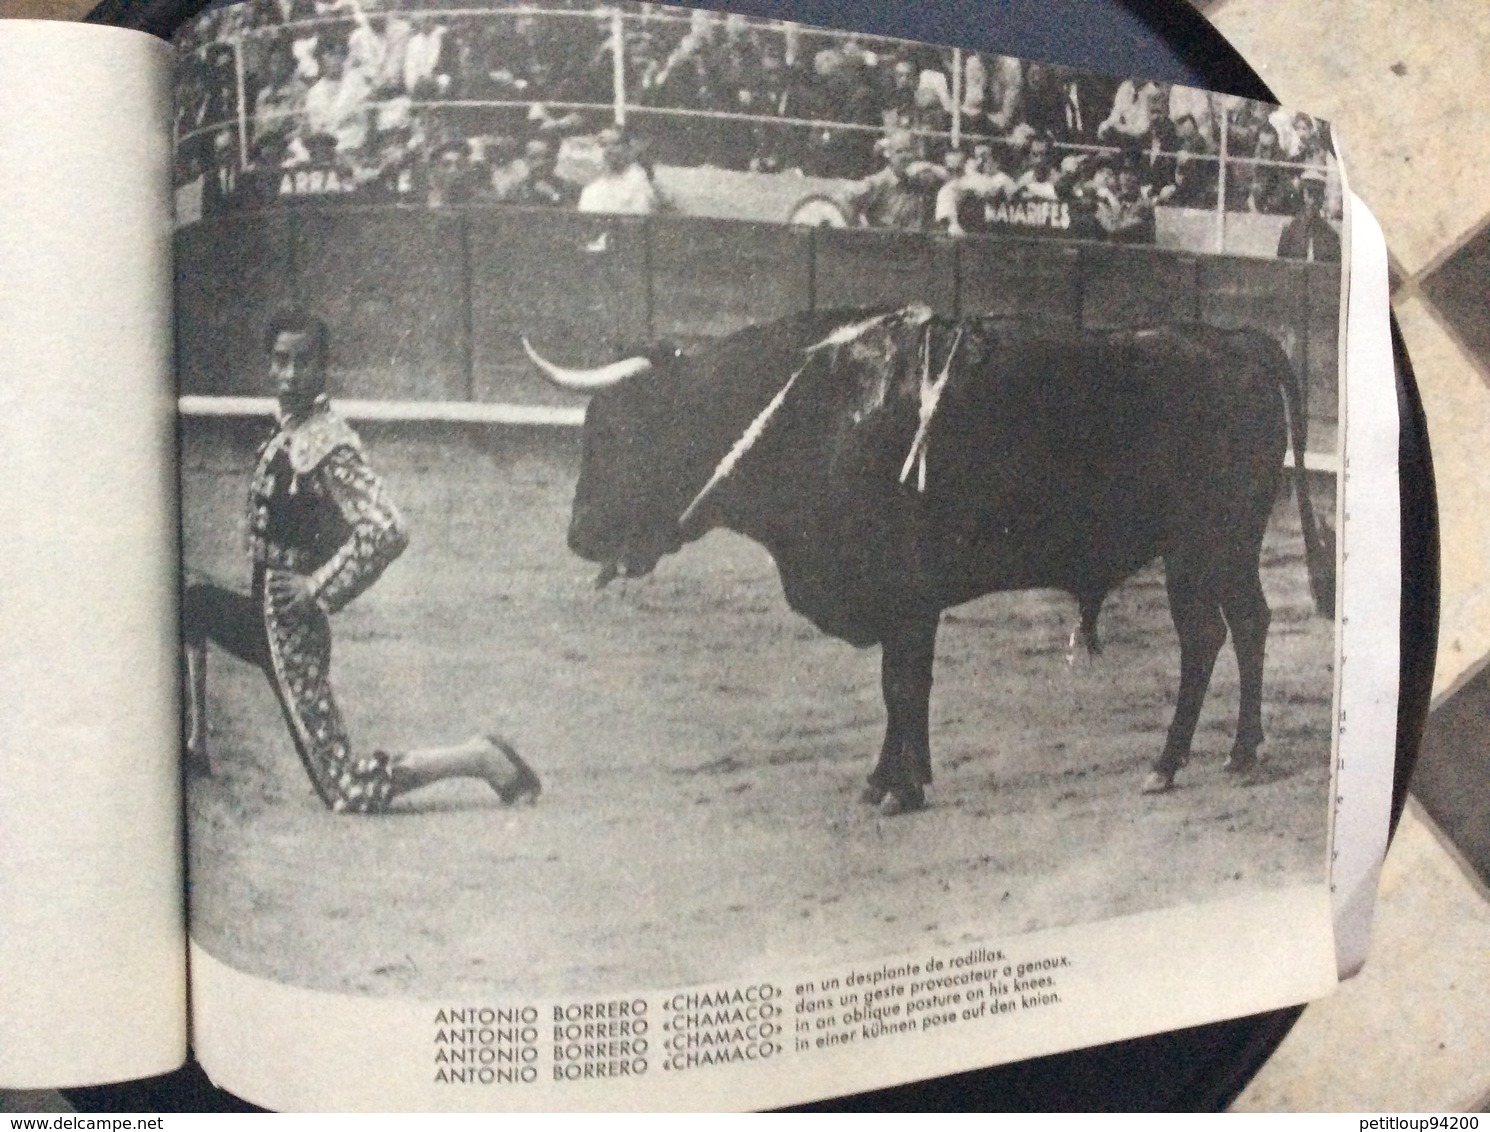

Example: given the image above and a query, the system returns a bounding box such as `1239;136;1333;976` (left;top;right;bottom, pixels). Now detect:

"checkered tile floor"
1199;0;1490;1113
2;0;1489;1113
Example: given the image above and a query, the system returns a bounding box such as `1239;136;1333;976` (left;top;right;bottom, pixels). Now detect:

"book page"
0;22;186;1088
1326;192;1401;979
173;0;1369;1109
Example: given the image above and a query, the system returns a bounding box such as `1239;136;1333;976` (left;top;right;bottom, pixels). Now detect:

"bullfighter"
182;307;539;812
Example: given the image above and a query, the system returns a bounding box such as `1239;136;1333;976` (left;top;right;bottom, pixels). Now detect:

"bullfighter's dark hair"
263;306;330;371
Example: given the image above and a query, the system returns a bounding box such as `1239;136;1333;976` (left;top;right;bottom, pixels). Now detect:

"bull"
524;304;1334;814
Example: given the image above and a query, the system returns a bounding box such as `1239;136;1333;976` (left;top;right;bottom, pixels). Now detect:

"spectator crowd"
175;0;1339;250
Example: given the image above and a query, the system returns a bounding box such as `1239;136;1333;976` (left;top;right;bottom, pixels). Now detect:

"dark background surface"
63;0;1438;1112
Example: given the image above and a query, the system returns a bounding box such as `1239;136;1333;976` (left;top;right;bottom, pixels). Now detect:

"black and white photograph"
173;0;1347;1093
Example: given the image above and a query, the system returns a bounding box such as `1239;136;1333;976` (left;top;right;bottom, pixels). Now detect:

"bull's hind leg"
863;613;939;815
1220;570;1272;774
1143;572;1227;794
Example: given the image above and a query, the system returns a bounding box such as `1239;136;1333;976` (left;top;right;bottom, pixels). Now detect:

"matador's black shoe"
487;735;541;805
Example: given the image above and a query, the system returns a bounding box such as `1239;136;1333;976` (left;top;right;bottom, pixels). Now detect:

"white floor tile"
1204;0;1490;277
1390;295;1490;700
1235;803;1490;1112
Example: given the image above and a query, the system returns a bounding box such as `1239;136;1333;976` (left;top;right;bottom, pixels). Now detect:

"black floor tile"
1420;220;1490;374
1411;664;1490;888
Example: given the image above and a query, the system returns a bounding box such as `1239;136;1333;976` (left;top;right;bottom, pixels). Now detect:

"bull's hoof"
878;784;926;816
1223;749;1259;775
859;784;889;806
1140;769;1176;795
1065;630;1103;668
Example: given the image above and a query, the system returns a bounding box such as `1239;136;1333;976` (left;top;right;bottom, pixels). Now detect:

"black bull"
526;305;1334;814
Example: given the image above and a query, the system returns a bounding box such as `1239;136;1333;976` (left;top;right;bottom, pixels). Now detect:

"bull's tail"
1278;358;1336;616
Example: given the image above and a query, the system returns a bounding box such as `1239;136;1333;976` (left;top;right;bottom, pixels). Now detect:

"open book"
0;0;1405;1111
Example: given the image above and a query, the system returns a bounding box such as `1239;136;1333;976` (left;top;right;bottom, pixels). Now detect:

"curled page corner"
1328;191;1401;981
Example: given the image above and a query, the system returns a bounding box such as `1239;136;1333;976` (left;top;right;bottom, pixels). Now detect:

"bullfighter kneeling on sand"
182;307;539;813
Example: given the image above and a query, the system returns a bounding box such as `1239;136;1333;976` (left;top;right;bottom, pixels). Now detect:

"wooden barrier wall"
176;205;1340;439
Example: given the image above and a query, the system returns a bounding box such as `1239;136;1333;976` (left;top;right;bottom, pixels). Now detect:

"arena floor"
182;436;1335;999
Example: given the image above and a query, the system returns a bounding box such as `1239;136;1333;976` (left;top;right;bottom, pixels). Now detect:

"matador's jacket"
247;395;409;812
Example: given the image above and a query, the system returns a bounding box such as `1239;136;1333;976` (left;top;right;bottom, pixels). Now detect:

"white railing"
173;2;1336;252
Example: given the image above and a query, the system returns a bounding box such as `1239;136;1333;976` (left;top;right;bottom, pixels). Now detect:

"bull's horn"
521;337;652;391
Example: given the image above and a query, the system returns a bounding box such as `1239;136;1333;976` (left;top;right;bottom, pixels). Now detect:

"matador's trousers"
182;577;393;812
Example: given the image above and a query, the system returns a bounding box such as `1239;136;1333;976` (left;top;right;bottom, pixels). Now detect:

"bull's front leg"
863;612;940;815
